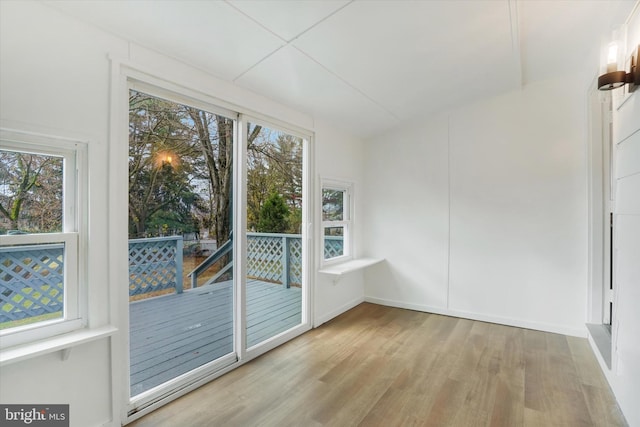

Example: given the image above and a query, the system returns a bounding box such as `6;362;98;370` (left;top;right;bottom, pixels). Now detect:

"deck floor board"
129;279;301;395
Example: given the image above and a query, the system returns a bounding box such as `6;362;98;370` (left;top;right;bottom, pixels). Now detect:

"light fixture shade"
600;29;624;75
598;71;627;90
605;42;620;73
598;45;639;92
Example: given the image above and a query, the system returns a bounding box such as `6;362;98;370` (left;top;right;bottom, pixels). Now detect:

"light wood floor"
128;303;626;427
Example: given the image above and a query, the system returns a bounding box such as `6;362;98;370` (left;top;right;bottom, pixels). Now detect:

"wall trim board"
314;296;365;327
587;331;613;376
586;332;631;426
364;296;587;338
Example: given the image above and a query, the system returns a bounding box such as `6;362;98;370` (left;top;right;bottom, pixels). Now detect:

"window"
0;130;86;348
321;180;352;263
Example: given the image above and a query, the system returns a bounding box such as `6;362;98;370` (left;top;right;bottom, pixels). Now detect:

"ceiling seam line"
226;0;355;82
287;0;356;43
225;0;355;44
232;44;287;83
227;0;357;83
293;46;401;121
222;0;288;43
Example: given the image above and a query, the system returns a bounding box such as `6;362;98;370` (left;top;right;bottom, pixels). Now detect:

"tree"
187;112;264;244
247;153;274;231
270;134;303;233
129;91;259;243
0;151;62;232
128;92;201;237
187;109;234;245
246;129;303;233
256;192;289;233
131;162;201;236
127;90;306;244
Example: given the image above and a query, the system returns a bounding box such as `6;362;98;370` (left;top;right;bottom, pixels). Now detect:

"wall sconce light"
598;44;640;91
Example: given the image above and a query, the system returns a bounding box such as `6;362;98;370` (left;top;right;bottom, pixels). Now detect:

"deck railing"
0;243;65;323
158;233;343;292
2;233;344;316
246;233;342;286
247;233;302;287
324;235;344;259
129;236;183;296
187;235;233;289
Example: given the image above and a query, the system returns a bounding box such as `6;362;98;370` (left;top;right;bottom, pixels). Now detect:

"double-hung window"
321;179;353;264
0;130;86;348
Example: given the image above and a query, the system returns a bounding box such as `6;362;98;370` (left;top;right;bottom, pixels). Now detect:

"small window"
321;180;352;263
0;131;85;348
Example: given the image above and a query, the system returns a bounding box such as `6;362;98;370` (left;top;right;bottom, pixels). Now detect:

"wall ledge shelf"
0;325;118;366
319;257;383;281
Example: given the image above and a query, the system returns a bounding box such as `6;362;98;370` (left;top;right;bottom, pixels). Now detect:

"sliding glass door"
128;89;237;402
244;122;306;349
124;82;311;417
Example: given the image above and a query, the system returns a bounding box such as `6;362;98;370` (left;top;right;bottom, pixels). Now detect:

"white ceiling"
44;0;636;138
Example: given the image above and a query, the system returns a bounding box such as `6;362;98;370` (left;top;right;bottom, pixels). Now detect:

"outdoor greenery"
0;91;303;241
322;189;344;221
128;90;303;243
257;192;290;233
0;151;63;234
0;92;306;332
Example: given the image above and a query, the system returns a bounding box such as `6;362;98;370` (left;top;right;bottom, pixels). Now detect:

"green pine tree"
257;192;289;233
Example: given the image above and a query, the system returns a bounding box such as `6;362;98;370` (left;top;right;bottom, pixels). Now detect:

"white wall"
0;341;113;427
362;114;450;309
0;2;365;426
1;2;126;425
601;10;640;426
313;119;367;326
363;76;589;336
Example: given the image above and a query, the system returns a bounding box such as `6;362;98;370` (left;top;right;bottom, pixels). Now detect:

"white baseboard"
314;296;365;327
364;296;587;337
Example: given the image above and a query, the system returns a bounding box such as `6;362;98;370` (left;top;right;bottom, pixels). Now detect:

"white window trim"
0;129;88;350
321;178;353;266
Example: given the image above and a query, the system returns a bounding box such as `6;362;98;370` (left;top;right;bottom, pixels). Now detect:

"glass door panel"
128;90;235;397
245;123;304;348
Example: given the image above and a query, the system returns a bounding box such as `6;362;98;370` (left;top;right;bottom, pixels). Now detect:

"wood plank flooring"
128;303;626;427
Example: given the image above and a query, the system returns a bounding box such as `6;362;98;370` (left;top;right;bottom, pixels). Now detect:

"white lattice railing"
246;233;342;287
247;233;300;287
1;233;342;320
131;233;342;291
0;243;65;323
129;236;183;297
324;236;344;259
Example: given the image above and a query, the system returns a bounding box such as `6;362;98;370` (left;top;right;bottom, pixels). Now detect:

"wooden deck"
129;279;302;396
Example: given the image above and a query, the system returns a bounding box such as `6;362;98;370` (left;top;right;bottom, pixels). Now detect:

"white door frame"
587;84;615;326
109;59;315;425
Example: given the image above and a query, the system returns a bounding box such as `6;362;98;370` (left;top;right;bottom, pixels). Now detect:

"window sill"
318;257;383;281
0;325;118;366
